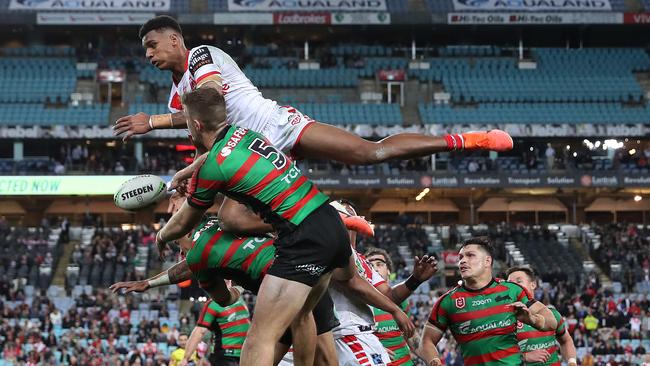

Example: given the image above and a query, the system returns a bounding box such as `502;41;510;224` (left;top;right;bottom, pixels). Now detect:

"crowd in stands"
2;220;650;365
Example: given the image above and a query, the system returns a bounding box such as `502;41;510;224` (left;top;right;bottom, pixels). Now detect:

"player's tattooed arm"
157;202;207;259
168;260;193;284
419;324;443;366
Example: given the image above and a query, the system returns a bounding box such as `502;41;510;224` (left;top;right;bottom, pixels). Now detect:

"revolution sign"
452;0;612;11
228;0;387;12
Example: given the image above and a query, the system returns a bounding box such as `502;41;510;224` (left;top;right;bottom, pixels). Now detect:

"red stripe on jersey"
454;324;516;344
261;260;273;275
374;314;393;322
205;307;218;317
245;163;293;197
241;240;274;273
517;329;555;340
198;300;212;322
190;232;224;272
376;331;402;339
197;321;211;328
222;344;243;349
387;340;407;351
195;71;221;85
547;346;559;355
225;153;260;186
196;177;223;190
451;285;510;299
223;332;248;338
216;305;248;318
342;335;362;353
269;176;308;210
449;304;511;323
280;185;320;220
389;354;411;366
427;287;459;329
463;345;519;366
222;318;250;329
218;238;247;268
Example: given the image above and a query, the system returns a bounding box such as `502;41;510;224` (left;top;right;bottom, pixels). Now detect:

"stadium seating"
0;103;110;126
412;48;650;103
294;102;403;125
0;57;76;103
419;102;650;124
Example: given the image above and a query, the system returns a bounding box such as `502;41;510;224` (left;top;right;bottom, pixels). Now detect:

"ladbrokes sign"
229;0;387;12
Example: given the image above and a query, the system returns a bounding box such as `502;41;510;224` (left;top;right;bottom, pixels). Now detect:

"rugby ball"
114;175;167;211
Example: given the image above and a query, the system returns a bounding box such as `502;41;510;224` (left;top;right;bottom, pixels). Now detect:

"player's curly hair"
139;15;182;39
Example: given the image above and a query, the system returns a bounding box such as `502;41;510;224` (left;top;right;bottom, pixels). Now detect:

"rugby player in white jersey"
278;200;436;366
113;16;514;231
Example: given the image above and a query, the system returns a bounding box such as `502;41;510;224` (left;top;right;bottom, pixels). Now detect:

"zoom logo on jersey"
189;47;214;76
121;185;153;201
472;298;492;307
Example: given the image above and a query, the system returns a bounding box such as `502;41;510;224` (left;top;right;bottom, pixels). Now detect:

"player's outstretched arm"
558;329;578;366
418;324;443;366
109;260;191;294
376;255;438;304
180;326;209;366
113;111;188;141
512;301;558;331
157;201;207;259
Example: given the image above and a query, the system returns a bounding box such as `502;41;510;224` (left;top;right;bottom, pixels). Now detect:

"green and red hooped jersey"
197;297;251;358
428;278;535;366
185;217;275;293
373;300;413;366
188;126;329;232
516;306;567;366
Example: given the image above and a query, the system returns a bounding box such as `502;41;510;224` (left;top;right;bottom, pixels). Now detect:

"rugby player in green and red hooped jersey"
152;87;363;366
366;247;421;366
418;236;559;366
506;266;578;366
180;297;251;366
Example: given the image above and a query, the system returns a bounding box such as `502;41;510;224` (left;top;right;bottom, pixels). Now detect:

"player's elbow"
346;141;387;165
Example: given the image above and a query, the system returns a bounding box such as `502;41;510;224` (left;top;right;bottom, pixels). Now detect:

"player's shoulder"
435;283;462;306
189;44;224;57
188;45;224;74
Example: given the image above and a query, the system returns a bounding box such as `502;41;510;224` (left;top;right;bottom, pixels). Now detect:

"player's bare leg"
294;122;513;164
240;273;331;366
290;273;331;366
315;331;339;366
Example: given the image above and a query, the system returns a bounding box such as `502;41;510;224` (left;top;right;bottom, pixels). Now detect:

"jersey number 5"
248;138;287;169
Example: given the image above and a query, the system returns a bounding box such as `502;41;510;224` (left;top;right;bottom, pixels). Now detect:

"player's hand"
524;349;550;363
427;358;442;366
167;190;187;214
169;175;190;195
392;309;415;339
113;112;151;141
109;280;150;294
412;255;438;282
178;359;189;366
510;301;534;324
156;232;168;261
